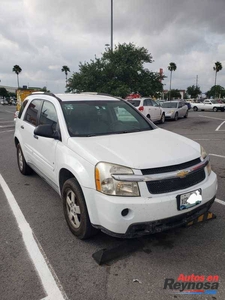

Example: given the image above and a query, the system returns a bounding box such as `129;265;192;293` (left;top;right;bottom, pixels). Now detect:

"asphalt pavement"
0;105;225;300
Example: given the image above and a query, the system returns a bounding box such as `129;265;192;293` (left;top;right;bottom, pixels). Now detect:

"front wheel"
193;106;198;111
17;144;32;175
213;107;218;112
174;112;178;121
62;178;98;239
160;113;165;124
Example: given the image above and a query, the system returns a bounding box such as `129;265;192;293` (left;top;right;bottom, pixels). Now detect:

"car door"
177;102;183;117
144;99;156;121
20;99;43;163
143;99;150;118
203;100;212;111
180;102;187;117
151;99;161;121
32;100;60;184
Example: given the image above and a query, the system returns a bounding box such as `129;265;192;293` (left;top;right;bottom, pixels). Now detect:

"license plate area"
177;189;202;211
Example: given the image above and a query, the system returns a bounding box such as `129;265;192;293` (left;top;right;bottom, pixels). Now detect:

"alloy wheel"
66;189;81;229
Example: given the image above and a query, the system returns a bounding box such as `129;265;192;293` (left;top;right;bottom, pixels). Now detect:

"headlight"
167;110;174;114
95;162;140;196
201;146;207;159
200;146;211;175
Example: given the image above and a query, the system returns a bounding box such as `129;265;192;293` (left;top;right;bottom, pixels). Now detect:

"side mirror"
34;124;60;140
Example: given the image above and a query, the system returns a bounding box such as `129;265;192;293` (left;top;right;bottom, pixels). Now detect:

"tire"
174;112;178;121
17;144;33;175
160;113;165;124
213;107;218;112
193;106;198;111
221;108;225;112
184;110;188;118
62;178;98;239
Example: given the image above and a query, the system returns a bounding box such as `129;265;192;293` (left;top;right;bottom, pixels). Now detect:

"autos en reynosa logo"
164;274;219;295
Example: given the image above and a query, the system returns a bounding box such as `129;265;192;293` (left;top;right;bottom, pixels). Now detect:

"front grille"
145;168;206;194
141;158;201;175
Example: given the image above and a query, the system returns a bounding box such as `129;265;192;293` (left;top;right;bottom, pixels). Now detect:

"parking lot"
0;105;225;300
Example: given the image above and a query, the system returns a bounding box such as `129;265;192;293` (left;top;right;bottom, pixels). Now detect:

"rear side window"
24;99;42;126
18;100;28;119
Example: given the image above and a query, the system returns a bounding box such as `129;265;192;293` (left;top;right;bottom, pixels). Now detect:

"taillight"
138;106;144;111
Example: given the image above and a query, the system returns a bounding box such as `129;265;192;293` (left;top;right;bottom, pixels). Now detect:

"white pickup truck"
192;99;225;112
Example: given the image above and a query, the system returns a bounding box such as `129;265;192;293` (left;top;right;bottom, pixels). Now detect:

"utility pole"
111;0;113;51
196;75;198;87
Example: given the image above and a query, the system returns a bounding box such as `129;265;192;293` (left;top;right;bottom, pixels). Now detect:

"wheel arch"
14;137;19;147
59;168;79;194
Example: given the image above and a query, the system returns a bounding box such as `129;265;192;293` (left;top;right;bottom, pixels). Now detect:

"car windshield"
61;100;155;137
161;102;178;108
127;100;141;107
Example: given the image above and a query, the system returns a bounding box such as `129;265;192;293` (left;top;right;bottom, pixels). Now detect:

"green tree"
168;62;177;100
186;85;202;98
61;65;70;88
206;85;225;99
12;65;22;88
213;61;222;86
67;43;164;98
164;89;181;100
0;87;9;99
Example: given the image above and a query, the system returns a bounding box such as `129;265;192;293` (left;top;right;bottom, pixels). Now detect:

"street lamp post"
111;0;113;51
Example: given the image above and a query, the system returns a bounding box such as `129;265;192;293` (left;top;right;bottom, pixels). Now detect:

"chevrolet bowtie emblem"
177;170;189;178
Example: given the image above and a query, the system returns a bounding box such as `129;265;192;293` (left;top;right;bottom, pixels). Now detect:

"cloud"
0;0;224;93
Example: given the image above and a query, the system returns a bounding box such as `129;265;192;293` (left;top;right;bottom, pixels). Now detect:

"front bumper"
101;197;215;238
165;112;175;119
83;171;217;237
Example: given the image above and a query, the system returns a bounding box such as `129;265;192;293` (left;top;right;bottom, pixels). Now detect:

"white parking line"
215;198;225;205
0;174;67;300
209;153;225;159
198;115;225;121
216;120;225;131
0;130;14;133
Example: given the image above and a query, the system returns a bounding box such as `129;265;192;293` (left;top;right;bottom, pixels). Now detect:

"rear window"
162;102;178;108
127;100;141;107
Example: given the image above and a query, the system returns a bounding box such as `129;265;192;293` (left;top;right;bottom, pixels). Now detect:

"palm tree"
213;61;222;86
12;65;22;88
61;65;70;87
168;62;177;100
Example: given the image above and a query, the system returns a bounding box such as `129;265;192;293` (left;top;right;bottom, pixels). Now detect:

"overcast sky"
1;0;225;94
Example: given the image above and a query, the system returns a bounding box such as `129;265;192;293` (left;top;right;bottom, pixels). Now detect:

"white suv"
14;92;217;239
127;98;165;123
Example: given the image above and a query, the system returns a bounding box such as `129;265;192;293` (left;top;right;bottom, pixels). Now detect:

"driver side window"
39;101;58;131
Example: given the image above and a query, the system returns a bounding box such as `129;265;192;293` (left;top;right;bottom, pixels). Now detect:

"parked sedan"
127;98;165;123
161;100;188;120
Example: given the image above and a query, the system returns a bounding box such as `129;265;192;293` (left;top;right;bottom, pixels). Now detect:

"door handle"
33;135;38;139
21;125;24;129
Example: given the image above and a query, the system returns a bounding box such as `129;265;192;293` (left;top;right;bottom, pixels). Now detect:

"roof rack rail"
31;91;62;102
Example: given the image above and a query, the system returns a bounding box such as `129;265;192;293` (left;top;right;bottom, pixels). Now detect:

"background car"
127;98;165;123
184;101;192;110
1;99;9;105
161;100;188;120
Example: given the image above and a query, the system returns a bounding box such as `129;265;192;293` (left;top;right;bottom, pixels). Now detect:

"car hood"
67;128;201;169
